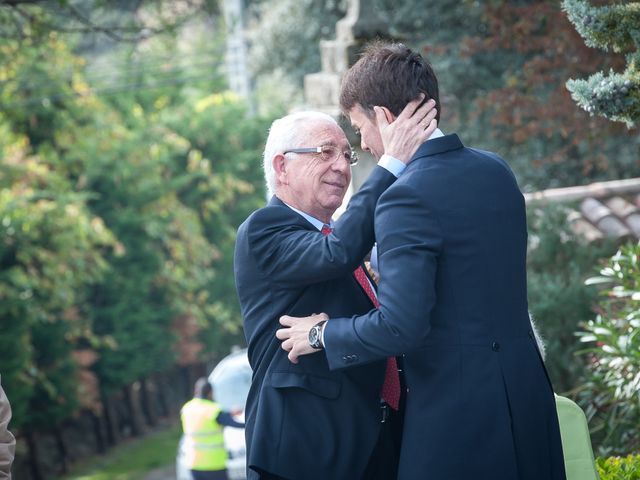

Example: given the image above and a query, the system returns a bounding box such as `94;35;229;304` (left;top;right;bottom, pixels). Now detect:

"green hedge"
526;202;616;392
597;454;640;480
576;242;640;455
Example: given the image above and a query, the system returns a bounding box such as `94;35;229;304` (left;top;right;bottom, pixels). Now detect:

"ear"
377;106;396;124
273;154;288;185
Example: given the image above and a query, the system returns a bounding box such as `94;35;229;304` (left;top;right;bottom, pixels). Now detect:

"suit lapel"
268;195;319;232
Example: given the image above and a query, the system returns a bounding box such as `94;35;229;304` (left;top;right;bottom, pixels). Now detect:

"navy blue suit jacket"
234;166;395;480
324;135;566;480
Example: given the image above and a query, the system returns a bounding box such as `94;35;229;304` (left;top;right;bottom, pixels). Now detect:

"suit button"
491;341;500;352
352;354;358;361
342;356;349;362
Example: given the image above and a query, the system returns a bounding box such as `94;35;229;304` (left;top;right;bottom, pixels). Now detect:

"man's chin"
322;197;345;212
323;185;347;198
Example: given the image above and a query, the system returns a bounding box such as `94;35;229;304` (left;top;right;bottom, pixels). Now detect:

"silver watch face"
308;326;320;347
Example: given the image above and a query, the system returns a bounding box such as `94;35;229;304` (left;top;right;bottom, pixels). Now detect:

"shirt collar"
283;202;330;231
428;128;445;140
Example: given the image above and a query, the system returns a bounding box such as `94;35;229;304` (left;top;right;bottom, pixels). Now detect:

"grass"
60;423;182;480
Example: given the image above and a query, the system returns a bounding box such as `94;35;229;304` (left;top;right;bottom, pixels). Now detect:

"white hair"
529;313;546;361
263;111;339;197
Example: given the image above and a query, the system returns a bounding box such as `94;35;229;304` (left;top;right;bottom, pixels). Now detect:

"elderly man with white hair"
234;98;437;480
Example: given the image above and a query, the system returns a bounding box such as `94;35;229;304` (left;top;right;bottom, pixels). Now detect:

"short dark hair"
194;377;212;399
339;41;441;123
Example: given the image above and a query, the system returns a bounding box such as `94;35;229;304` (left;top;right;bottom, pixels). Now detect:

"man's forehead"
347;105;368;129
304;121;348;145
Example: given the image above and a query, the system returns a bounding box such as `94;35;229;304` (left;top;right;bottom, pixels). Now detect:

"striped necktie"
321;225;401;410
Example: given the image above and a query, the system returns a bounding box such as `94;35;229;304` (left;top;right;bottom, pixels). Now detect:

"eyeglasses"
283;145;358;166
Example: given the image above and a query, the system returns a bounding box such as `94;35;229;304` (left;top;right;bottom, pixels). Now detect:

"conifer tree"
563;0;640;126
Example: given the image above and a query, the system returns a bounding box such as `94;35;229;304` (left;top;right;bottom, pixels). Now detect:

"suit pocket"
268;371;341;399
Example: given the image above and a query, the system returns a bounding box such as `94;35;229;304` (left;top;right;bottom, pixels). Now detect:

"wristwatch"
308;320;327;350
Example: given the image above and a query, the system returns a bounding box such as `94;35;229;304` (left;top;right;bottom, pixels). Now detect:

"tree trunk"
90;410;106;453
139;377;157;427
24;431;43;480
52;425;69;474
122;383;143;437
101;392;120;446
180;365;194;402
156;373;170;417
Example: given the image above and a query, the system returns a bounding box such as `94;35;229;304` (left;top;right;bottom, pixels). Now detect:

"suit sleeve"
0;378;15;480
324;181;443;368
247;166;395;287
216;411;245;429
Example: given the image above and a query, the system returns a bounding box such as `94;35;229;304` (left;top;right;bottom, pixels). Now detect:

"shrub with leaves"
597;454;640;480
577;242;640;455
526;202;616;392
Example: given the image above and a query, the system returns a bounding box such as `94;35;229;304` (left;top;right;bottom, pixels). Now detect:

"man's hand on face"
277;313;329;363
377;94;438;164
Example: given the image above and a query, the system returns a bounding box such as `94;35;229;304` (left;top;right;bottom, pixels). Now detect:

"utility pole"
223;0;253;112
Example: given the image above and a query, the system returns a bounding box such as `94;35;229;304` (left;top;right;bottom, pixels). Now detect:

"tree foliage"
563;0;640;127
0;119;115;430
0;0;220;43
0;5;271;436
444;0;639;191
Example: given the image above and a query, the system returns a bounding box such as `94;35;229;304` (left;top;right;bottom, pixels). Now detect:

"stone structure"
303;0;391;197
224;0;252;108
304;0;389;118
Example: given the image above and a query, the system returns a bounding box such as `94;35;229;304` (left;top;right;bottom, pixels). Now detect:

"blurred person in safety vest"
181;377;245;480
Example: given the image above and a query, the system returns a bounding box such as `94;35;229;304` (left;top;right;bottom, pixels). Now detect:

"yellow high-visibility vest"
180;398;227;471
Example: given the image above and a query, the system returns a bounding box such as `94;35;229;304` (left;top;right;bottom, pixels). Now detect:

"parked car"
177;348;251;480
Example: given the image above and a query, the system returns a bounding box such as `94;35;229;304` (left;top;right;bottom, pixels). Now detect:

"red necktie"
321;225;401;410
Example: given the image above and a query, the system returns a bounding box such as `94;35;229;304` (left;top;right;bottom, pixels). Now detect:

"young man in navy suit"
234;101;437;479
278;42;567;480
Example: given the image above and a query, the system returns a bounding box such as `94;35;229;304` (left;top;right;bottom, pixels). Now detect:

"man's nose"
332;153;351;172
